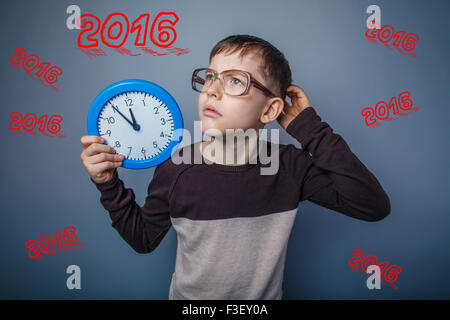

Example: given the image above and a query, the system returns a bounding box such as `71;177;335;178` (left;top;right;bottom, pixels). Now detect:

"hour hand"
129;108;140;130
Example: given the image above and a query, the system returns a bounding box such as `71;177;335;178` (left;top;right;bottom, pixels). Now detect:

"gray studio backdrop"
1;0;449;299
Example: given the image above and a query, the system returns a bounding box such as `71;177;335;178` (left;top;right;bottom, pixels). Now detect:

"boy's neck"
200;129;262;166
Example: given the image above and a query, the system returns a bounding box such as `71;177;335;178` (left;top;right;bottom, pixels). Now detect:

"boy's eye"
226;77;244;86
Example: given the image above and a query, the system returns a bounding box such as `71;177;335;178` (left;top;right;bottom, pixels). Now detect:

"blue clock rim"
87;79;184;169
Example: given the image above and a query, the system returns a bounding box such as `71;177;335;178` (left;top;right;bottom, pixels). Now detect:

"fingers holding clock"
80;135;123;184
81;139;123;162
83;142;116;157
81;135;105;150
85;152;124;164
90;159;123;174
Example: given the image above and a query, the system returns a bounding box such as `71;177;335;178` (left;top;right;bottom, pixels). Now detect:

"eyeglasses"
192;67;277;97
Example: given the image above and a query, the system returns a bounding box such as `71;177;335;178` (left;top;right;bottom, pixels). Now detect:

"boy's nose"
206;77;223;97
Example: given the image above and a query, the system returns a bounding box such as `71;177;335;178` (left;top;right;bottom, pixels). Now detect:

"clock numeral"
115;141;121;148
101;129;111;136
142;100;146;106
153;141;158;148
160;118;166;125
125;98;133;107
153;107;159;114
127;146;132;157
160;131;164;137
106;116;115;124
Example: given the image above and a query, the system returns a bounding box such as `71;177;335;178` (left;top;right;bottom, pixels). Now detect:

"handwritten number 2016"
348;248;402;283
10;112;62;134
362;91;413;126
366;24;419;52
25;226;77;259
77;12;179;48
10;47;62;84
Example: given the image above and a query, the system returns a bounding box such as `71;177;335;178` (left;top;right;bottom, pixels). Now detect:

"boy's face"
198;49;279;136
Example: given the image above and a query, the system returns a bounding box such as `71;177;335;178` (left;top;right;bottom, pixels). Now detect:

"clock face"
88;79;183;169
98;91;174;161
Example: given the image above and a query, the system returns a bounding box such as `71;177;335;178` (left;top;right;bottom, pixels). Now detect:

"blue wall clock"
87;79;183;169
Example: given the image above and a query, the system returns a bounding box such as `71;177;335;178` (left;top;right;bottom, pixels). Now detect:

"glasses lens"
193;69;212;92
193;69;248;95
222;71;248;95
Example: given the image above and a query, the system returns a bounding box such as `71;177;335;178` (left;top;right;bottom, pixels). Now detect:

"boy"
80;34;390;299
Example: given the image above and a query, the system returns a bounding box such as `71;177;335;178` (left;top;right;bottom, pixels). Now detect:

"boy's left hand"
277;85;312;130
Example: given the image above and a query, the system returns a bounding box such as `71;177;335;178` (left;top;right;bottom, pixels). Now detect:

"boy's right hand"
80;135;125;184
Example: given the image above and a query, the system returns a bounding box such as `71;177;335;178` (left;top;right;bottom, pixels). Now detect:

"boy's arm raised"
283;105;390;222
91;161;173;253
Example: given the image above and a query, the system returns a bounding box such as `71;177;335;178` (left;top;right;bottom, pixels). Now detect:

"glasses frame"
192;67;277;98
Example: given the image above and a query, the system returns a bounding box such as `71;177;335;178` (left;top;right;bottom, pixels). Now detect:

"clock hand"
128;108;141;131
129;108;140;131
111;105;139;130
129;108;137;125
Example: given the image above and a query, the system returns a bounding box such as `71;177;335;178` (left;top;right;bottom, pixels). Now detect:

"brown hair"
209;34;292;100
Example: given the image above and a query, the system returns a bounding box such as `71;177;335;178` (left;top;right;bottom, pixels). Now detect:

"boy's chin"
202;127;225;137
200;119;225;135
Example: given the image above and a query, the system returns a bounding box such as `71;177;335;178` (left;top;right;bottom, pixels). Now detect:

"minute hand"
111;105;135;128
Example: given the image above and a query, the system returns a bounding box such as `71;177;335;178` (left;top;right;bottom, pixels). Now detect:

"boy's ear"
260;97;285;124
